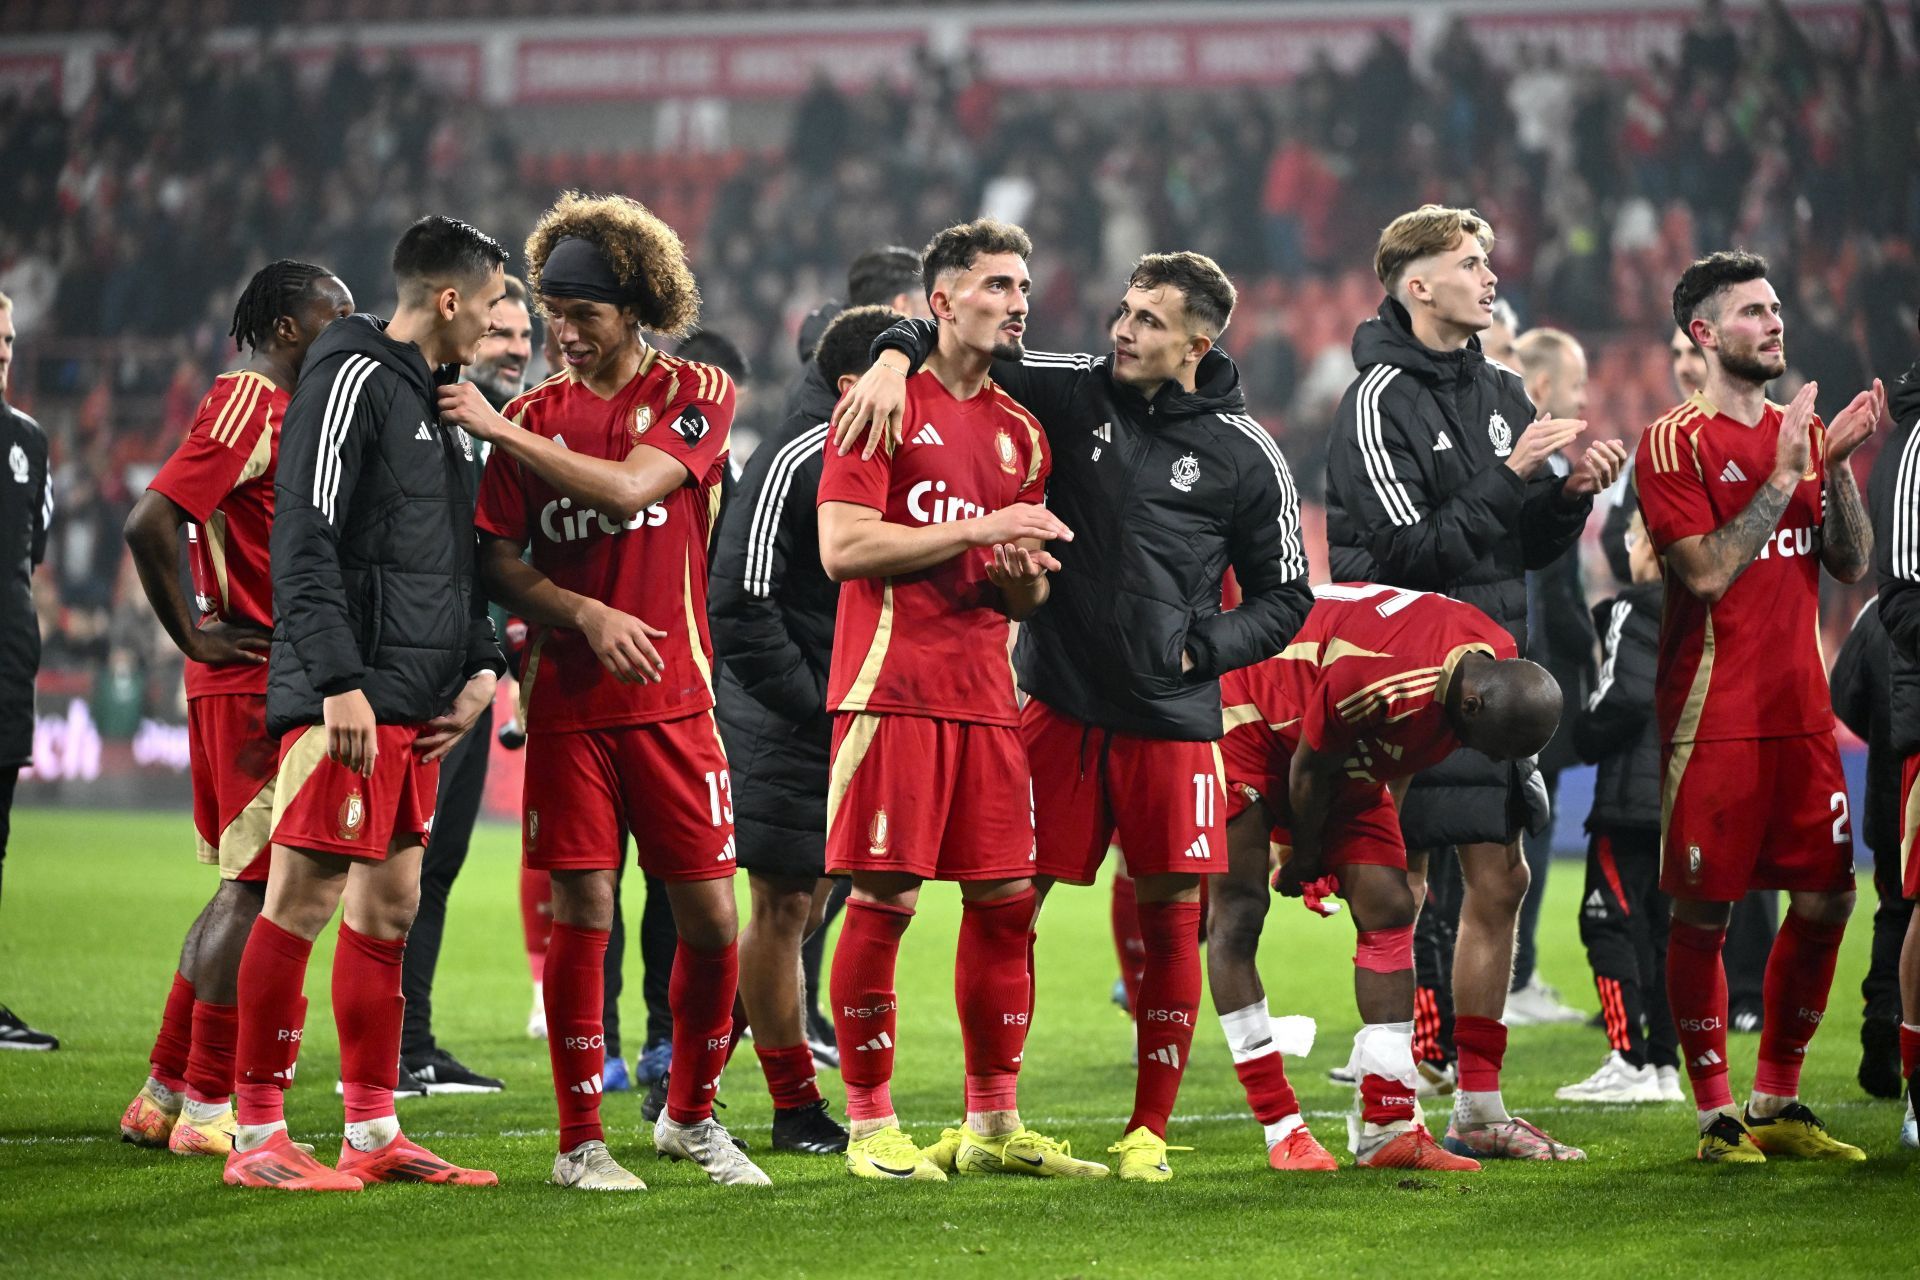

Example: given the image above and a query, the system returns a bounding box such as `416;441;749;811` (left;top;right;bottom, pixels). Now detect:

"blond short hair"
1514;327;1582;378
1374;205;1495;297
0;291;12;313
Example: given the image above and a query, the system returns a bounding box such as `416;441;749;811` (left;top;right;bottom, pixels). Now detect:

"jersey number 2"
1829;791;1850;846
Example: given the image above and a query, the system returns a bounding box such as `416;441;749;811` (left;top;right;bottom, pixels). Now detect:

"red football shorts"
1223;748;1406;880
1659;730;1856;900
187;694;278;882
826;712;1035;883
1022;698;1225;884
1900;753;1920;901
270;723;437;859
522;712;736;881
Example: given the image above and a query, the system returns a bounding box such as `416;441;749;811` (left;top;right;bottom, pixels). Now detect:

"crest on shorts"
868;808;890;859
995;429;1017;475
1488;411;1513;457
630;405;653;443
1170;453;1200;493
8;444;26;484
1687;843;1702;877
528;809;540;849
338;790;366;842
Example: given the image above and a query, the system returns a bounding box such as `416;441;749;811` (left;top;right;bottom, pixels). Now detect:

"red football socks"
1901;1023;1920;1083
149;971;196;1093
1129;899;1202;1137
1754;911;1845;1098
233;917;313;1127
1110;873;1145;1016
1453;1015;1507;1094
1235;1052;1300;1126
1360;1071;1418;1126
832;898;912;1123
956;888;1034;1115
520;866;552;982
1667;920;1734;1110
666;938;739;1125
333;923;405;1123
755;1042;822;1110
545;922;610;1151
183;1000;238;1106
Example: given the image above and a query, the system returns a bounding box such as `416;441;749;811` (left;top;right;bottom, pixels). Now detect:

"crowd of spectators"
5;0;1917;714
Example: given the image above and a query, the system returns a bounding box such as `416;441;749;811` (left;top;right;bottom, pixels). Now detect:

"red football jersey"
818;370;1049;726
1634;393;1832;744
1220;583;1516;791
474;353;734;733
146;370;286;699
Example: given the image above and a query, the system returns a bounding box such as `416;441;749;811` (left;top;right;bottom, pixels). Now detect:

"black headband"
540;236;629;305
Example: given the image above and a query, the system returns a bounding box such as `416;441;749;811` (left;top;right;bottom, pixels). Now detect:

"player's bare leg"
1900;908;1920;1148
1442;840;1582;1160
739;871;844;1152
1207;808;1333;1170
651;876;767;1185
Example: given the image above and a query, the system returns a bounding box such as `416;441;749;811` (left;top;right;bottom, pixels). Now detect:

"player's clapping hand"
417;671;499;763
186;619;270;667
578;601;667;685
830;360;908;460
968;504;1074;548
1563;438;1630;498
1824;377;1886;464
985;543;1062;590
323;688;379;777
1771;381;1818;485
1504;410;1587;480
437;381;512;442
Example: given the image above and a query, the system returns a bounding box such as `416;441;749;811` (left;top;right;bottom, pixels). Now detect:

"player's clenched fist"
577;600;667;684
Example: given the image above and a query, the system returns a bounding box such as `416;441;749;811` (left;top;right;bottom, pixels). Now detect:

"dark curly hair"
526;191;701;338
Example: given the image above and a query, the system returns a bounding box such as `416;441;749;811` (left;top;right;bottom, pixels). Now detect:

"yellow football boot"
845;1125;946;1182
169;1105;238;1157
1106;1126;1191;1182
119;1081;181;1148
1744;1103;1865;1162
919;1126;963;1174
1696;1110;1767;1163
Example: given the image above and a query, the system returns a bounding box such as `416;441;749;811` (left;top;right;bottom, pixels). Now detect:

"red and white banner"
1467;3;1884;75
515;32;924;103
0;53;62;102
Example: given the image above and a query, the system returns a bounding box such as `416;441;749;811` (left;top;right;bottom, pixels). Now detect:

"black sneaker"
641;1071;668;1124
805;1007;839;1071
0;1005;58;1051
405;1046;505;1095
1729;1003;1764;1034
335;1058;429;1098
1858;1018;1903;1099
771;1098;849;1154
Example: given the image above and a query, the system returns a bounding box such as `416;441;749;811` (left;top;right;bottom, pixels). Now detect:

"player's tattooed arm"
1821;456;1871;583
1661;482;1794;604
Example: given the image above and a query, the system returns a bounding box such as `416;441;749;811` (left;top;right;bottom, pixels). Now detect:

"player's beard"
470;365;525;410
991;337;1025;362
1718;343;1784;388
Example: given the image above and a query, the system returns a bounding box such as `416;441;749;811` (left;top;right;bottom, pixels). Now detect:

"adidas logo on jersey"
415;423;434;441
855;1032;894;1052
1094;422;1113;442
1718;460;1748;483
1146;1044;1182;1069
569;1074;604;1095
1182;834;1212;860
1433;431;1454;452
912;423;944;446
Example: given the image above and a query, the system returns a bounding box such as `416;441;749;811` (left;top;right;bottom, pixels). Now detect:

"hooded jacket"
1831;599;1900;858
1325;298;1591;653
268;314;504;737
1573;579;1662;834
1871;357;1920;759
875;319;1313;740
0;400;50;767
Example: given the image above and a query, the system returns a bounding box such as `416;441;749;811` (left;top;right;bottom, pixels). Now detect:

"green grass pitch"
1;808;1912;1278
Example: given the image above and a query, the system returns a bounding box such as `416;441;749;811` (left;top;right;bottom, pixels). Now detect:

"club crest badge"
995;428;1017;474
527;809;540;850
631;405;653;442
338;790;366;842
8;443;26;484
1170;453;1200;492
1488;411;1513;457
1687;844;1702;877
869;808;890;859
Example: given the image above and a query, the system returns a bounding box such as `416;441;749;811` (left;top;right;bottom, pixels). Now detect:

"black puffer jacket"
0;401;50;768
269;315;504;736
1831;599;1900;859
875;319;1313;740
1573;580;1662;834
1870;357;1920;758
1325;298;1591;844
708;381;840;828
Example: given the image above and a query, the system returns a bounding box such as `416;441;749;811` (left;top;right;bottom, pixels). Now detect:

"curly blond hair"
525;191;701;337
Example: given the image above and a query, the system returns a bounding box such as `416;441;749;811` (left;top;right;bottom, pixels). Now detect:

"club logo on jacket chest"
1488;411;1513;457
1170;453;1200;493
8;443;25;484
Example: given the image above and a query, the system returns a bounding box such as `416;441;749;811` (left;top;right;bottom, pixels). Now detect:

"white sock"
1697;1104;1736;1132
1453;1089;1510;1126
1263;1113;1304;1148
1747;1090;1793;1120
145;1076;184;1109
344;1115;401;1152
181;1096;229;1124
1219;998;1275;1062
848;1115;897;1142
235;1120;287;1152
966;1110;1020;1138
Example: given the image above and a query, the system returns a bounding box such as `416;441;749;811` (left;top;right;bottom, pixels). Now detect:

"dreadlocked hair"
229;259;332;354
525;192;701;338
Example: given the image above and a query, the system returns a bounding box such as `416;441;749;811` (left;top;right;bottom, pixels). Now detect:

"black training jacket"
875;319;1312;740
0;400;51;767
708;379;841;828
1871;357;1920;759
1573;580;1662;834
268;314;504;737
1831;599;1900;859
